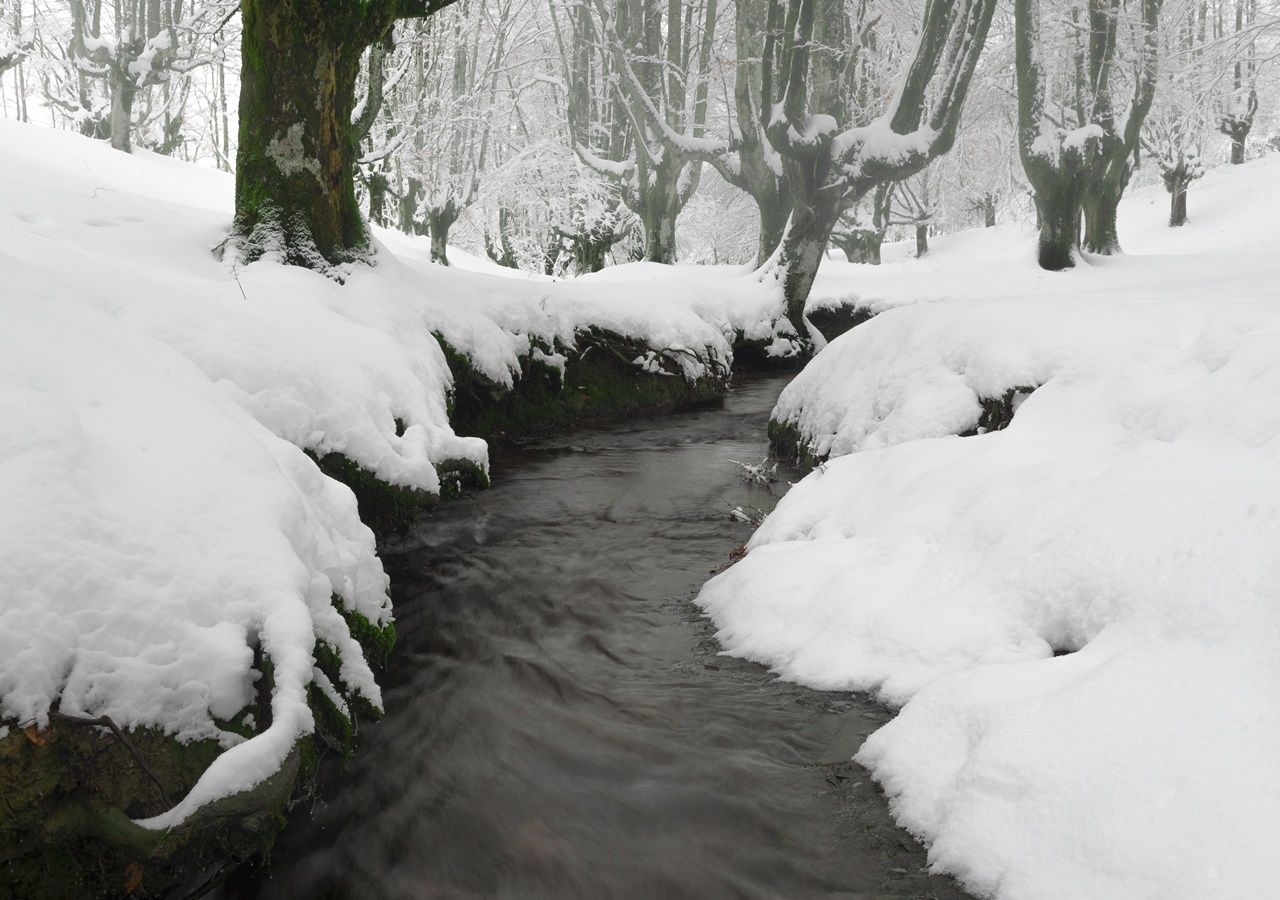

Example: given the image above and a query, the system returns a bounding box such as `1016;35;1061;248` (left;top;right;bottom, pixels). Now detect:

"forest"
2;0;1279;898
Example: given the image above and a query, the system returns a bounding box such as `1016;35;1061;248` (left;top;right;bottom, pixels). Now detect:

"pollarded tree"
64;0;235;153
230;0;461;270
1217;0;1261;164
1015;0;1162;268
575;0;717;263
761;0;998;338
1143;0;1215;227
604;0;793;267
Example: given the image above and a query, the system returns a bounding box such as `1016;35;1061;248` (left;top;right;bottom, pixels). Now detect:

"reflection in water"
221;377;968;900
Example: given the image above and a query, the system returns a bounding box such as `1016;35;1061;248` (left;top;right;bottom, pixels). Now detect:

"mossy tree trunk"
232;0;459;269
427;202;460;265
1082;175;1124;254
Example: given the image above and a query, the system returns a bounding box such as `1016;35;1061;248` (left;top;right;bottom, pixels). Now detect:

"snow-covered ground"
0;120;795;828
699;157;1280;897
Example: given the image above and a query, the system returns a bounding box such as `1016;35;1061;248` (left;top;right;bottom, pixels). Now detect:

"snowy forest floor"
701;156;1280;898
0;118;844;893
3;112;1279;899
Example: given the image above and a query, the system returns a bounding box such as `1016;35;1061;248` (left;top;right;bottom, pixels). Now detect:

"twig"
51;710;174;808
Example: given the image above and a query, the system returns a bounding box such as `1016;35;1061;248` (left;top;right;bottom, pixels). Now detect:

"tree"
604;0;793;266
760;0;998;338
830;182;892;264
1217;0;1260;163
574;0;717;263
229;0;461;270
1143;0;1214;227
1015;0;1162;269
64;0;235;153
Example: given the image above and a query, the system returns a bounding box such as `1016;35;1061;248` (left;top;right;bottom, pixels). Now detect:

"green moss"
441;329;729;443
0;718;288;899
767;418;826;474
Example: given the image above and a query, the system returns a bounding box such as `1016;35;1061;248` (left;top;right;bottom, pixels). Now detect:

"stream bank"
219;375;970;900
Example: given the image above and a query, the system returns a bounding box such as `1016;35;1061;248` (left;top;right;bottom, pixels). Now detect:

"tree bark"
426;205;458;265
1035;183;1082;271
915;224;929;258
1169;179;1188;226
108;68;136;153
774;199;840;335
1082;180;1123;255
831;229;884;264
232;0;460;269
233;4;371;267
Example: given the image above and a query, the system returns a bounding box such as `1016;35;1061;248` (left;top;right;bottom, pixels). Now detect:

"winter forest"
2;0;1279;897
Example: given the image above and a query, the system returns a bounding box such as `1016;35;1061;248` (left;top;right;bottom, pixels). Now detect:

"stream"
220;375;967;900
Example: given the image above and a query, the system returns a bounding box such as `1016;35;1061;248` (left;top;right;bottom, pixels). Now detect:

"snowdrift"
699;156;1280;898
0;119;790;834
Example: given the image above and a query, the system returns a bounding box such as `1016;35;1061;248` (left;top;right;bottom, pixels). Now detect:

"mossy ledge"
441;328;730;443
1;597;392;900
3;330;726;898
309;449;489;539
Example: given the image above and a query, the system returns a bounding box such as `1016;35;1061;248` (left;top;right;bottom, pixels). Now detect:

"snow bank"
699;157;1280;897
0;119;782;828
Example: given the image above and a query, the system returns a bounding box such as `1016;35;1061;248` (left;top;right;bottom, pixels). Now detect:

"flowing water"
221;376;968;900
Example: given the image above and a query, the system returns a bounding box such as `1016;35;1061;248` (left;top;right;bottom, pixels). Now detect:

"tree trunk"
1169;175;1189;227
831;229;884;265
233;3;376;268
1230;133;1246;165
108;68;135;153
426;207;456;265
773;202;839;336
1035;185;1081;271
634;160;686;263
983;197;997;227
639;195;679;264
756;192;792;269
1082;185;1122;255
368;172;389;228
915;223;929;258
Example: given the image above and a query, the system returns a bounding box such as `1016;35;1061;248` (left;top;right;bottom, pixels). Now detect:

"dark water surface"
222;376;967;900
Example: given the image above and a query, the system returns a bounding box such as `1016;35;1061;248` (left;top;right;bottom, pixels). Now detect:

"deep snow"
698;156;1280;897
0;119;801;829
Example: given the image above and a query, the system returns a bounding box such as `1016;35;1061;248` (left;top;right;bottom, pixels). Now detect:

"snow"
698;155;1280;897
0;120;799;828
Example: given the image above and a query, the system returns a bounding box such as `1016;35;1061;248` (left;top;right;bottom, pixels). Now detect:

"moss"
768;418;826;473
442;329;729;443
0;719;284;899
309;450;487;540
1;583;398;898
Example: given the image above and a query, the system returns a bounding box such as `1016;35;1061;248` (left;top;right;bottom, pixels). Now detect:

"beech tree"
605;0;791;266
574;0;717;263
229;0;461;269
1015;0;1162;269
1217;0;1261;163
760;0;998;338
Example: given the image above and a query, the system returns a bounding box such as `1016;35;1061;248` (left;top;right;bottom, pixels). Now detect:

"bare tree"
1015;0;1162;268
759;0;998;339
